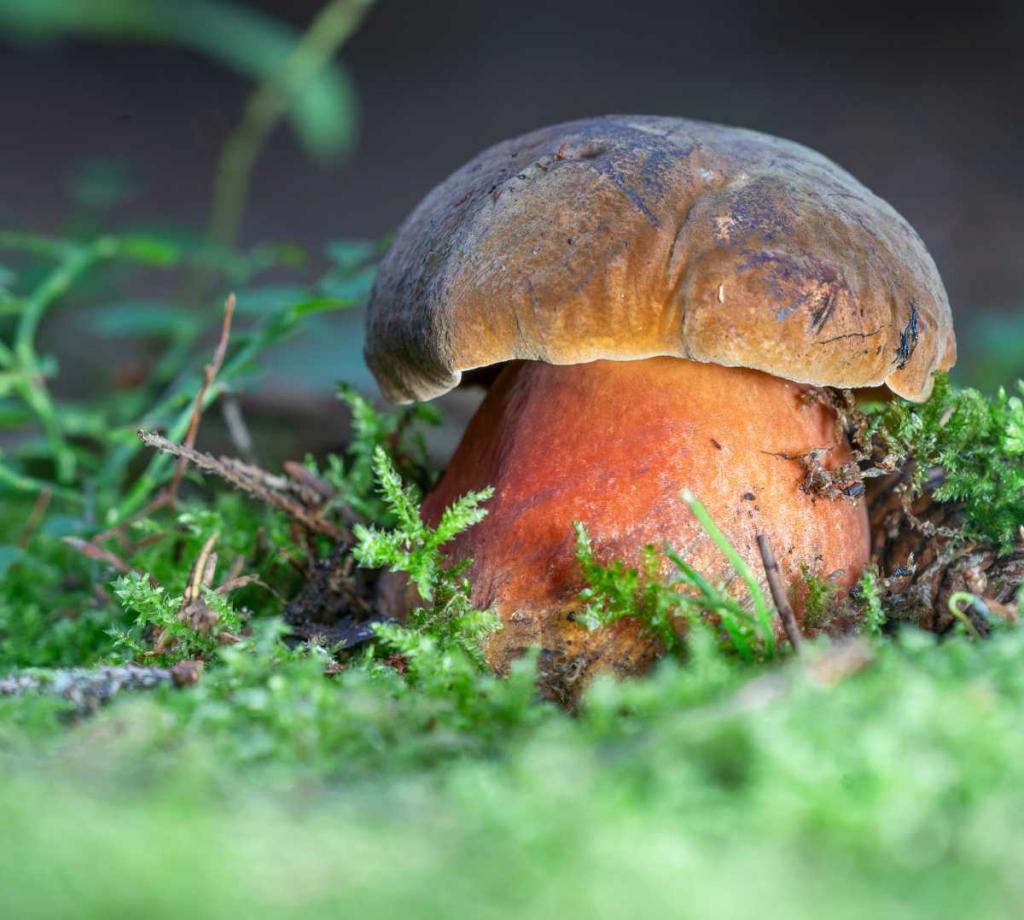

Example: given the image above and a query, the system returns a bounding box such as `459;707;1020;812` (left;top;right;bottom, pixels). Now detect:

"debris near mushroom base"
130;372;1024;690
787;375;1024;637
7;369;1021;721
125;389;444;669
866;468;1023;635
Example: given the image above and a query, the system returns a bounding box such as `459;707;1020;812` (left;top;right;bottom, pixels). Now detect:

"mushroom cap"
366;115;955;403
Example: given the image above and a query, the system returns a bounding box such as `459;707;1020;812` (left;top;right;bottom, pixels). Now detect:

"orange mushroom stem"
418;357;869;700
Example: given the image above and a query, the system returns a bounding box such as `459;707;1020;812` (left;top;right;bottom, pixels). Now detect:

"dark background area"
2;0;1023;401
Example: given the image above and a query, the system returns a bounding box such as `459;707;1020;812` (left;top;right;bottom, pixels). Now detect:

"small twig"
90;294;238;550
138;430;344;540
167;293;236;503
63;536;161;589
62;537;133;575
215;573;267;597
756;533;803;653
282;461;334;499
223;552;247;586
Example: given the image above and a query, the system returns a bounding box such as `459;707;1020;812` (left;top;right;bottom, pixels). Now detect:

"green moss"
5;629;1024;919
800;563;841;631
869;373;1024;552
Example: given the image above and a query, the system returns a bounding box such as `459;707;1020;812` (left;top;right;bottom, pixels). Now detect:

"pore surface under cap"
365;115;955;403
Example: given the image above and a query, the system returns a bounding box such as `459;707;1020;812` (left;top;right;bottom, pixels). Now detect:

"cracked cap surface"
365;115;955;403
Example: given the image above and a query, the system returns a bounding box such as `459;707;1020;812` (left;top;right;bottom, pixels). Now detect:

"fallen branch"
756;533;803;653
0;662;200;716
137;431;344;540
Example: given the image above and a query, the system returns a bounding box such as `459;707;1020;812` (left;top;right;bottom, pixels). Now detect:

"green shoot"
856;569;887;637
574;493;780;662
353;447;498;668
682;490;777;657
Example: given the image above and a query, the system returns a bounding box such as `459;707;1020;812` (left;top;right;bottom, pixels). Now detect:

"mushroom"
365;116;955;700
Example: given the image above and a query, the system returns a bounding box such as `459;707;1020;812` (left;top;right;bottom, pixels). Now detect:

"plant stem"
682;490;778;657
207;0;374;246
14;236;117;359
2;236;118;482
756;533;803;653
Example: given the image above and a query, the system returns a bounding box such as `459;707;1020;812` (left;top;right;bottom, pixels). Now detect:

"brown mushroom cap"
366;115;955;403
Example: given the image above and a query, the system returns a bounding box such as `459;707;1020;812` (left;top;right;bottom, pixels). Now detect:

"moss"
868;373;1024;553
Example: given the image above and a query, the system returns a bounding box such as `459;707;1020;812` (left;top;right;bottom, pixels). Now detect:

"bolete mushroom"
365;116;955;700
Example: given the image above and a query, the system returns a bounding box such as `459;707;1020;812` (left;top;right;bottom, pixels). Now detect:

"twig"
756;533;803;653
138;430;344;540
62;537;132;575
166;293;236;503
0;663;196;716
90;293;237;548
62;536;161;589
282;461;334;499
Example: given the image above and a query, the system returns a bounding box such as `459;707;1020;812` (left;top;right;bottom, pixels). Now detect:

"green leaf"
115;235;182;266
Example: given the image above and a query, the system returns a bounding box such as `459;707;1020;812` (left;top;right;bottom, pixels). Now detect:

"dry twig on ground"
0;663;199;716
756;533;803;653
137;432;345;541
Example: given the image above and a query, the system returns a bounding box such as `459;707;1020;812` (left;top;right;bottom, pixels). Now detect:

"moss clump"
868;373;1024;553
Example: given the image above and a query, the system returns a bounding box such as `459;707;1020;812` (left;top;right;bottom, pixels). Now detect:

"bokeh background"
2;0;1023;457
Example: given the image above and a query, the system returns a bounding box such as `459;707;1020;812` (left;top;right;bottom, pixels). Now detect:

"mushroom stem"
417;357;869;701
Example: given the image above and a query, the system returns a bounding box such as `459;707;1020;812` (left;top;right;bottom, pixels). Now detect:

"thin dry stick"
89;293;237;549
756;533;803;653
62;537;132;575
62;536;160;588
167;293;236;503
138;431;344;541
66;294;238;577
